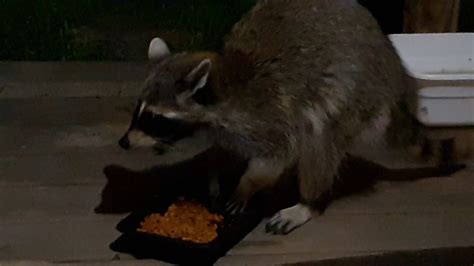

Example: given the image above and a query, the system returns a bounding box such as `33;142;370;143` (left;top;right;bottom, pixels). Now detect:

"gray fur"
137;0;418;233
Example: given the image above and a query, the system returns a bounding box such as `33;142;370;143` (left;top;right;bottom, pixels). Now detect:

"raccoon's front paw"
225;184;253;215
225;195;248;216
265;203;313;235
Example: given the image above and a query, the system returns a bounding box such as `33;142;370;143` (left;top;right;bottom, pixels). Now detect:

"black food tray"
110;202;263;265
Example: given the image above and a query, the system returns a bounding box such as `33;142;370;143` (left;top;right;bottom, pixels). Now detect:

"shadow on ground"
94;144;464;216
94;146;247;214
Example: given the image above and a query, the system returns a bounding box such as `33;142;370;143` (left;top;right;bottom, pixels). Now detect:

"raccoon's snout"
118;136;130;150
120;130;158;149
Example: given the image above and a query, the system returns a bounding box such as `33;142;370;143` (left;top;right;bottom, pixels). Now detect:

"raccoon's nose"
118;137;130;150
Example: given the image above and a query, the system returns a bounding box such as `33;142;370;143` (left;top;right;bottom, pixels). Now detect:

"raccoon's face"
118;98;196;151
118;37;216;151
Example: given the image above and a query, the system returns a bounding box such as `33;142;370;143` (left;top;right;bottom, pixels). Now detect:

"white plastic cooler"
389;33;474;127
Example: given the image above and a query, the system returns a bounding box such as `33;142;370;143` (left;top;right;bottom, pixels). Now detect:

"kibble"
137;199;224;244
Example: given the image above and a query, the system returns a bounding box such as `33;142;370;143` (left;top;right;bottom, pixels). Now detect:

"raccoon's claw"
225;196;248;216
265;213;291;235
225;180;254;215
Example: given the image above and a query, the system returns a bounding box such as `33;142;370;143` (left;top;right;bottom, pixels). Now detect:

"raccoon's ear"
185;58;212;95
148;37;171;61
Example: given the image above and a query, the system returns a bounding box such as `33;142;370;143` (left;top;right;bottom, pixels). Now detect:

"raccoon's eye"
192;85;217;106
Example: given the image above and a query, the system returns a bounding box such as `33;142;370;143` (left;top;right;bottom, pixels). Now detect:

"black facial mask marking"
136;111;196;143
126;99;196;145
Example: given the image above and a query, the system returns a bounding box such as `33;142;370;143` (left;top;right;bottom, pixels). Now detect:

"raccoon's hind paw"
265;203;313;235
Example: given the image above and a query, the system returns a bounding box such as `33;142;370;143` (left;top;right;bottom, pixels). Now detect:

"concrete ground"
0;63;473;265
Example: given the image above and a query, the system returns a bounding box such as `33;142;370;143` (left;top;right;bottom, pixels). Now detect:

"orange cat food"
137;199;224;244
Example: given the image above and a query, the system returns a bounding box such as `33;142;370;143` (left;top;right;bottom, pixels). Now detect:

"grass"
0;0;256;60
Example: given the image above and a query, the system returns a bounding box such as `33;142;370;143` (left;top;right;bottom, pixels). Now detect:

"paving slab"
0;62;146;98
1;216;126;262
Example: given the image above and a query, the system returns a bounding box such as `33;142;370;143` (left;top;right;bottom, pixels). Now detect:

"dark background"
0;0;473;61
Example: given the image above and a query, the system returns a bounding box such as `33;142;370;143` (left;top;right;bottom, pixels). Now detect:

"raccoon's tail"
333;155;466;200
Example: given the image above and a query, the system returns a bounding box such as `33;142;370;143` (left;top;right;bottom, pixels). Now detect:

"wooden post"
403;0;460;33
358;0;405;34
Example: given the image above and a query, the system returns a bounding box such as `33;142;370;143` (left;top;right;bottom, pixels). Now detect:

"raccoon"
121;0;439;234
